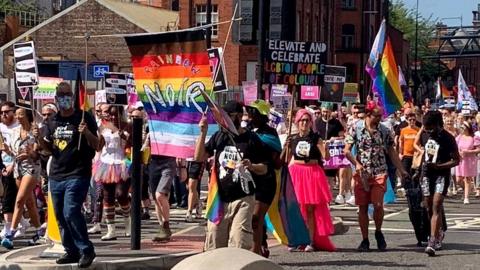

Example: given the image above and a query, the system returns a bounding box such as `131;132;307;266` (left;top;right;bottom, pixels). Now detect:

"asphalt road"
270;196;480;270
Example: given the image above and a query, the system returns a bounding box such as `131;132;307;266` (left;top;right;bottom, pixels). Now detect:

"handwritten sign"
242;81;258;105
321;65;346;103
264;39;326;86
271;84;288;97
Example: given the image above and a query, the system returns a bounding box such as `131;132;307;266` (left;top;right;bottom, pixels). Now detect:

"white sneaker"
15;218;30;239
346;195;356;206
88;223;101;234
304;244;315;252
344;192;352;202
464;198;470;205
335;194;345;205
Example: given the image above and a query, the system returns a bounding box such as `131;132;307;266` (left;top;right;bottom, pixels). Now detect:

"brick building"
0;0;178;100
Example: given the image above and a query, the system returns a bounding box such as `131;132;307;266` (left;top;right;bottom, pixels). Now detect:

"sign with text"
242;81;258;105
33;77;63;100
264;39;326;86
104;72;129;105
268;109;283;129
343;82;359;103
13;41;39;89
300;85;319;100
271;94;292;116
321;65;346;103
208;48;228;92
14;78;32;110
271;84;288;97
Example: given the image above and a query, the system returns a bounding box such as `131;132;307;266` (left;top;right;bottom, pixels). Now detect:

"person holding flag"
36;82;98;268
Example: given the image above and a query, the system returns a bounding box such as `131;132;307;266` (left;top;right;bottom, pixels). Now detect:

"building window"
342;24;355;49
195;5;219;38
342;0;355;9
344;63;356;82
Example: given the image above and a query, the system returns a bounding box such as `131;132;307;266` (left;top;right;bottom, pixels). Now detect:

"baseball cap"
247;100;270;116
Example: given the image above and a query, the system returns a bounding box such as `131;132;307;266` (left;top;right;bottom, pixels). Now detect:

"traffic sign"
93;65;110;78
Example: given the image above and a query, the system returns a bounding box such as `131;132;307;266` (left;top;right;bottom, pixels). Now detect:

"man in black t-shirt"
36;82;98;268
195;101;269;251
419;111;460;257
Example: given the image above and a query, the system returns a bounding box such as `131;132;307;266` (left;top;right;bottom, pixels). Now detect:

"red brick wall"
136;0;170;8
3;0;147;77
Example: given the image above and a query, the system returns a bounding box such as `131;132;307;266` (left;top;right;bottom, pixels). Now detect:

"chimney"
474;5;480;26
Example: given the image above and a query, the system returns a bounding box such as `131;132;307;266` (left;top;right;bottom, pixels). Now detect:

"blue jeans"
50;178;94;256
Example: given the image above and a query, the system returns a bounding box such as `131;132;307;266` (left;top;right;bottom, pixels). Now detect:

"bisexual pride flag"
125;30;218;158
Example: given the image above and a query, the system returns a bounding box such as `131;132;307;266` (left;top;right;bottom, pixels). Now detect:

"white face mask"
240;120;248;128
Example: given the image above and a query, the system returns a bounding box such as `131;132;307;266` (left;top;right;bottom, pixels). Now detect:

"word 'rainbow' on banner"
125;29;218;159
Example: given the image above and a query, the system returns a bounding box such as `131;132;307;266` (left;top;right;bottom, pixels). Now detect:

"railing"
0;8;46;28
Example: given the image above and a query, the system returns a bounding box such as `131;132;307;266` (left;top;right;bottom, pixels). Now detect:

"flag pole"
78;33;90;150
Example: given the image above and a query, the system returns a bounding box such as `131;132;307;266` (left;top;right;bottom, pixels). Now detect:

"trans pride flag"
366;20;404;115
125;30;218;158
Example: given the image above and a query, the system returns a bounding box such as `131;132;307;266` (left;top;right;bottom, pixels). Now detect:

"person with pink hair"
281;108;335;252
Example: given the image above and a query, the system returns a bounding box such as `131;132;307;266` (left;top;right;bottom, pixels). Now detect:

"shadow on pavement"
280;260;426;268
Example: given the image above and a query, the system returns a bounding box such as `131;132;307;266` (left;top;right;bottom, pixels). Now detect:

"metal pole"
130;117;143;250
360;0;365;104
206;0;212;49
414;0;419;104
257;0;269;99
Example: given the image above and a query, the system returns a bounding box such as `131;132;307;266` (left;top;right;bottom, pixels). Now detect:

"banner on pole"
343;82;359;103
264;39;326;86
242;81;258;105
208;48;229;92
13;41;39;89
321;65;346;103
300;85;319;100
125;29;218;159
34;77;63;100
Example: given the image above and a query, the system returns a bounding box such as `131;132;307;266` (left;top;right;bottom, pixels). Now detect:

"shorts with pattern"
421;174;449;197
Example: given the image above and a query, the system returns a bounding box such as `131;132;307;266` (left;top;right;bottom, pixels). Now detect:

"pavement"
270;195;480;270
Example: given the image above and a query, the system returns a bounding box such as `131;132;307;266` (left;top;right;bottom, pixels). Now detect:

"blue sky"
400;0;478;26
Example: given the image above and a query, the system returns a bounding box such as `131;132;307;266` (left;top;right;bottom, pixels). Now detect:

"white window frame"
195;5;219;38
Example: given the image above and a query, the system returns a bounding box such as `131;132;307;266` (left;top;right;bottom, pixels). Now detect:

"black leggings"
2;174;18;214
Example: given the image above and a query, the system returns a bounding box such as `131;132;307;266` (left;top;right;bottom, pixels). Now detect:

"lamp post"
414;0;419;104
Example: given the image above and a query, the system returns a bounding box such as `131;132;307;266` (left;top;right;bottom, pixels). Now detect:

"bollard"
131;117;143;250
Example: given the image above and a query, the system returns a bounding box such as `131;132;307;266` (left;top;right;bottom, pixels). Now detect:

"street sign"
93;65;110;78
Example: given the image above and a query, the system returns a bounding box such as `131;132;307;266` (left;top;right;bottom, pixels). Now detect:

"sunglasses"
1;110;13;115
42;113;52;117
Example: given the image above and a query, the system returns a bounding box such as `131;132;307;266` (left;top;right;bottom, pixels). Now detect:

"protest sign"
34;77;63;100
300;85;319;100
323;140;351;170
125;29;218;159
271;84;288;97
321;65;346;103
343;82;359;103
264;39;326;86
271;95;292;116
104;72;129;105
208;48;228;92
242;81;258;105
13;41;39;88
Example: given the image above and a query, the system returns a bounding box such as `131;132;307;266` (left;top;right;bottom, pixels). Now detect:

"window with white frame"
196;5;219;38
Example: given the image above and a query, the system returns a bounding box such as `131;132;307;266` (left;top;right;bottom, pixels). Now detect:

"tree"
0;0;37;13
389;0;445;101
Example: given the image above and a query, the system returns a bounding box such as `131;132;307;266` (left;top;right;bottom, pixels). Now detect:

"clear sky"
400;0;478;26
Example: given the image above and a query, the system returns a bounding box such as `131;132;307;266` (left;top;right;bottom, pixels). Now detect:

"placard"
264;39;326;86
95;90;107;103
13;41;39;89
323;140;351;170
268;109;283;129
14;78;32;109
321;65;346;103
300;85;319;100
242;81;258;105
271;95;292;116
208;48;228;92
33;77;63;100
104;72;128;105
271;84;288;97
343;82;359;103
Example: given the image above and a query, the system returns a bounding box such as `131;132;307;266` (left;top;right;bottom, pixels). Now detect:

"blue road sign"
93;65;110;78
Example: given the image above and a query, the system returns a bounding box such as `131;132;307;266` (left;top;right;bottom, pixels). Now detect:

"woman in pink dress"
455;121;480;204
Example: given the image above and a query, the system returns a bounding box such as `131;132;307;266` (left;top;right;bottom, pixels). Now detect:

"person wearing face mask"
195;101;269;251
246;100;281;257
36;82;98;268
1;108;43;249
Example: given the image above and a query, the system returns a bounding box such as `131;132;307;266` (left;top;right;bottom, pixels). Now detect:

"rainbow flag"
265;166;310;247
125;30;218;159
366;20;404;115
205;166;223;225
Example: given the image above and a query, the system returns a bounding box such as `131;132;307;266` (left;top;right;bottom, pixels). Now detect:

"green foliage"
0;0;37;13
389;0;446;82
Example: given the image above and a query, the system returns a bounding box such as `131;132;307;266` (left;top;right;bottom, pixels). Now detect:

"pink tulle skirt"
93;160;128;184
289;163;336;251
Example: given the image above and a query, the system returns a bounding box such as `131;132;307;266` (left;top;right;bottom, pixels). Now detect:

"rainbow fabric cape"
265;166;310;247
125;30;218;159
366;20;404;115
205;166;224;225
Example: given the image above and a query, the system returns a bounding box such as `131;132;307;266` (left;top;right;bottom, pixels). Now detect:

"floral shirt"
345;120;394;177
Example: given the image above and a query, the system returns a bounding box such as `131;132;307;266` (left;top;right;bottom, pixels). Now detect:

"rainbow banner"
205;166;224;225
33;77;63;100
366;20;404;115
125;30;218;158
